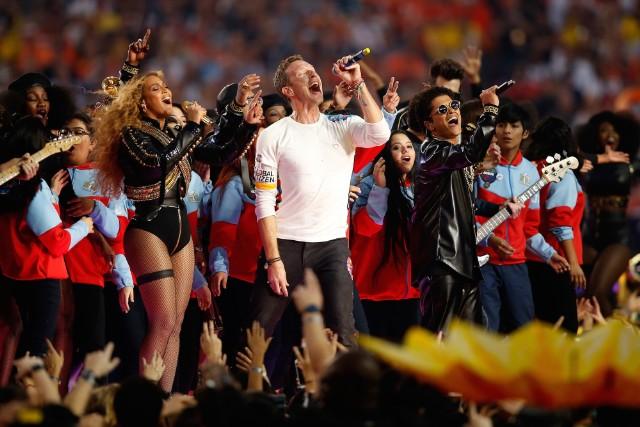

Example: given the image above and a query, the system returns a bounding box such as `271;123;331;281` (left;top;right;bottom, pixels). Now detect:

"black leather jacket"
410;112;497;282
118;105;256;208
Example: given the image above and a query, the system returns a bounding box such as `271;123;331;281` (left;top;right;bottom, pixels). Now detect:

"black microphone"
495;79;515;95
332;48;371;75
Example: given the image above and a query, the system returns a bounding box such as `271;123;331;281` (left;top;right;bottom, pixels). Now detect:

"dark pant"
248;238;356;346
104;284;147;381
527;261;578;333
10;278;60;357
361;299;420;343
72;284;106;367
418;267;482;333
217;277;253;368
479;263;534;332
352;287;370;334
173;298;204;394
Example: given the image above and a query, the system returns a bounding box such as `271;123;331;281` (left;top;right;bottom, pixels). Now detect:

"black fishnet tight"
125;228;194;391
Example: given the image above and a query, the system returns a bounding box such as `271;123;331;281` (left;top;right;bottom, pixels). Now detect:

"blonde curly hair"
93;71;164;196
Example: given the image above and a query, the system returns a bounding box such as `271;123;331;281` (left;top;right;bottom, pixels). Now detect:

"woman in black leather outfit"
578;111;640;316
93;69;261;391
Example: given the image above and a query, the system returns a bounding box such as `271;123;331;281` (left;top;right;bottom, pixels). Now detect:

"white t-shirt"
254;113;390;242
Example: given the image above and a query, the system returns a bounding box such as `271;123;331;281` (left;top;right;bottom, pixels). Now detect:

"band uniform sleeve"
27;180;90;257
90;200;119;239
112;253;134;290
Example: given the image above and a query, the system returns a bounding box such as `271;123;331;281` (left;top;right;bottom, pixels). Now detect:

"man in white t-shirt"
251;54;390;345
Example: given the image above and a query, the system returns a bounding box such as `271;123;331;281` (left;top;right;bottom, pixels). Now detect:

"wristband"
250;366;265;375
483;104;499;115
266;257;282;266
302;304;321;314
229;100;245;115
80;369;97;385
122;62;140;76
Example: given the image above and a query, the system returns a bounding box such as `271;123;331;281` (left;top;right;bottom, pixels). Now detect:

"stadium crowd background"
1;0;640;127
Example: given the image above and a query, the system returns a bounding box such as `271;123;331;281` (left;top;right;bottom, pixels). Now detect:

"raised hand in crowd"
84;342;120;378
577;297;606;331
293;344;317;395
142;350;166;383
14;352;60;404
200;320;225;365
466;402;496;427
373;158;386;188
245;321;272;391
44;339;64;382
461;46;483;85
195;285;212;311
292;269;338;375
127;28;151;66
382;77;400;114
244;90;264;125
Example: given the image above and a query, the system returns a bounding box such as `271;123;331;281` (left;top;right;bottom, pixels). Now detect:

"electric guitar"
476;155;579;266
0;135;81;186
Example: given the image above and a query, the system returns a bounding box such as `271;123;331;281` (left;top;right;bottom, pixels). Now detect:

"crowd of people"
1;7;640;427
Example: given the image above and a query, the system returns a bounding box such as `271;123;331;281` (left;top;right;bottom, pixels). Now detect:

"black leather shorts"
128;203;191;256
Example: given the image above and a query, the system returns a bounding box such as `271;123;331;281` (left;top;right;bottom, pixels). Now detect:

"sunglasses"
433;99;461;115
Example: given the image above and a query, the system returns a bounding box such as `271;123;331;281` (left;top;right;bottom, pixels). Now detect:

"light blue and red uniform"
0;179;91;280
64;164;125;287
527;167;585;264
350;175;419;342
0;179;91;356
475;151;558;331
209;175;262;284
526;164;584;333
351;175;418;301
184;171;210;292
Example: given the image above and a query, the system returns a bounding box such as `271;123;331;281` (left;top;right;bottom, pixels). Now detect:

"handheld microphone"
332;48;371;75
181;101;214;126
495;79;515;95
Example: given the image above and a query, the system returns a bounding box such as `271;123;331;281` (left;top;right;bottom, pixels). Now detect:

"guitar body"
475;155;579;266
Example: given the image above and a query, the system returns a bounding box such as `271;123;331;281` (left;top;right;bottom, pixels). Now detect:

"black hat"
8;72;51;94
262;93;291;115
216;83;238;113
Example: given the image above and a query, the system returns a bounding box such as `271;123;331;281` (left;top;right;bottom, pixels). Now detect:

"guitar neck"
0;146;60;187
475;177;547;244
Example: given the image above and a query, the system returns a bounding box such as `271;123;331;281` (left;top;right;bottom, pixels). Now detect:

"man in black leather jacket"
410;85;499;333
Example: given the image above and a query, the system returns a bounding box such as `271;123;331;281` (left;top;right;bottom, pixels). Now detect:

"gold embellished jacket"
119;106;256;204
